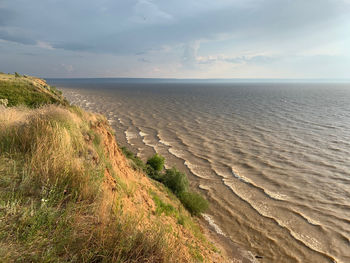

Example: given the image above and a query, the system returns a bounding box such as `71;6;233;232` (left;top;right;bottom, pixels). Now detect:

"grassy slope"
0;73;68;108
0;74;225;262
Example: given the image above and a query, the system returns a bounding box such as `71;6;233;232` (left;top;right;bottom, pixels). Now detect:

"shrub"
179;192;209;216
14;72;21;77
162;168;189;196
145;165;162;181
146;154;165;172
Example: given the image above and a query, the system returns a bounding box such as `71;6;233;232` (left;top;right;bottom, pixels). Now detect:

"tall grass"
0;79;66;108
0;105;184;262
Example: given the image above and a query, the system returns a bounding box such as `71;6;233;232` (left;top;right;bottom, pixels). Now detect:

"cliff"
0;74;227;262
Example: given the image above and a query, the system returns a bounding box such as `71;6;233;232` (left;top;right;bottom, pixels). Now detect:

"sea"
48;78;350;263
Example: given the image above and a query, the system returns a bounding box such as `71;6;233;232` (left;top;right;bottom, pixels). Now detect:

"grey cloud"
131;0;173;24
2;0;348;54
0;29;36;45
53;42;93;52
138;58;151;63
0;8;15;26
1;0;349;78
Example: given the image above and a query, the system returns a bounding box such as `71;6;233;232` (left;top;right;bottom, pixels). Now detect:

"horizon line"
45;77;350;82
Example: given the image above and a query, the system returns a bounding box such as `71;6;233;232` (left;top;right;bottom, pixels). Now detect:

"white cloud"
182;41;200;69
36;41;54;50
61;63;74;73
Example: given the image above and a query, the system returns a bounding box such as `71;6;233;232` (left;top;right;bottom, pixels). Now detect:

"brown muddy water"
49;79;350;263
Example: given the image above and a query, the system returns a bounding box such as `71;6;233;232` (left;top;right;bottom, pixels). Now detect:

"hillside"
0;74;228;262
0;72;68;108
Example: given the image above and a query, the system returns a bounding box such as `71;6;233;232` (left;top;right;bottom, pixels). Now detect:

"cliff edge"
0;74;229;262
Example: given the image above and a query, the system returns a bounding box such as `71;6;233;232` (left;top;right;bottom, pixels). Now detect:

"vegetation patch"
180;191;209;216
150;191;176;216
0;73;67;108
0;106;182;262
144;153;209;216
0;74;222;262
121;146;145;171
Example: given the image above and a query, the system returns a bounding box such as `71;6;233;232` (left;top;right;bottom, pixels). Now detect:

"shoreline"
58;86;257;263
54;82;346;263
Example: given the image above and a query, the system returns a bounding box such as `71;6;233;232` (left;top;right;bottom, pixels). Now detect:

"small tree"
14;72;21;78
180;191;209;216
146;154;165;172
162;168;188;196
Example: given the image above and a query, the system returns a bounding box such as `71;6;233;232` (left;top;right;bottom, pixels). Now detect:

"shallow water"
49;79;350;263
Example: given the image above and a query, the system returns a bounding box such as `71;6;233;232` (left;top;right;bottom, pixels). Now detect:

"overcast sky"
0;0;349;78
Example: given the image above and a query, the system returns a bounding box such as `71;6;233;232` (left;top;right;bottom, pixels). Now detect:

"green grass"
144;155;208;217
180;191;209;216
0;75;67;108
150;191;176;216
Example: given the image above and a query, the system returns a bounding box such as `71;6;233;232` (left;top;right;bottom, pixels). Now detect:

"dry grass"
0;73;228;262
0;105;186;262
0;102;225;262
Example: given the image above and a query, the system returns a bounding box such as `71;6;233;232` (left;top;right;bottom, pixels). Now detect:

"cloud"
2;0;348;54
61;63;74;73
131;0;173;24
0;8;15;26
53;42;92;52
0;28;35;45
196;54;276;66
36;41;54;50
182;42;200;69
138;58;151;63
0;0;349;78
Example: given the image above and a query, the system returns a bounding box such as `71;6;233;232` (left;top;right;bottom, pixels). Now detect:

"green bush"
143;153;208;216
162;168;189;196
146;154;165;172
145;165;163;181
179;192;209;216
14;72;21;77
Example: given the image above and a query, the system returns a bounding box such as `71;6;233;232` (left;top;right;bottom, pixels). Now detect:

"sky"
0;0;349;79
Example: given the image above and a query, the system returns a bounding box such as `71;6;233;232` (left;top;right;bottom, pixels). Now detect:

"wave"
139;131;148;137
59;83;350;263
202;214;226;236
124;130;138;145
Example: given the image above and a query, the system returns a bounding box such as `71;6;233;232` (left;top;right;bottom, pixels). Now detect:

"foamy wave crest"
222;178;337;262
159;139;171;146
264;189;288;201
125;130;138;145
202;214;226;236
168;148;186;159
139;131;148;137
184;160;211;179
142;137;158;149
231;168;252;184
231;168;287;201
294;211;321;226
199;184;210;190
